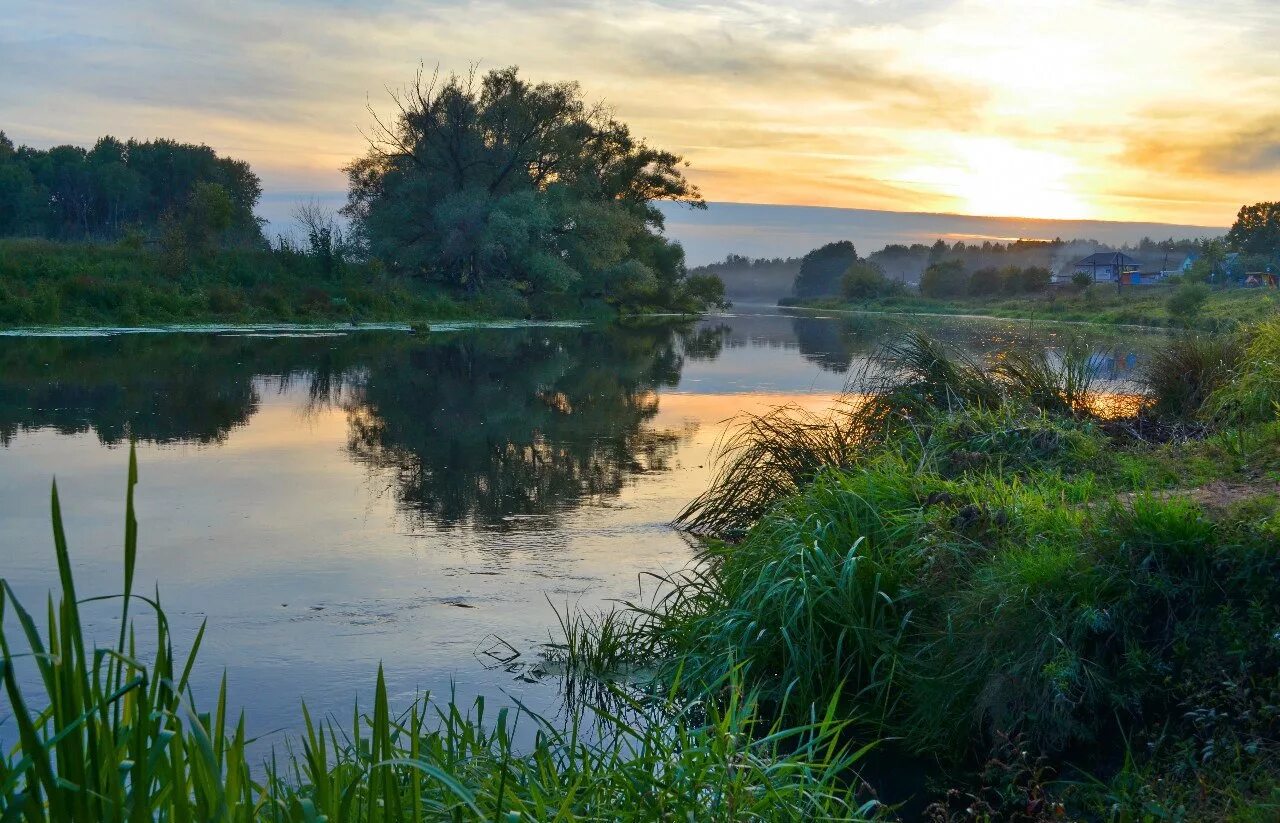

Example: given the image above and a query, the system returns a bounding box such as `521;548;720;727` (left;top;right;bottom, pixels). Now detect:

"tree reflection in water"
0;315;1146;531
343;326;714;530
0;324;729;531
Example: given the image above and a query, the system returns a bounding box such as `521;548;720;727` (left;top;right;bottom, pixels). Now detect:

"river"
0;308;1158;751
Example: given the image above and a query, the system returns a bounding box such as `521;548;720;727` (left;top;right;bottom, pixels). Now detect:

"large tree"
1226;202;1280;256
343;66;709;309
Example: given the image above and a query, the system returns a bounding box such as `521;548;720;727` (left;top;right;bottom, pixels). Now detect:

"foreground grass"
0;450;877;821
793;284;1280;332
0;239;602;328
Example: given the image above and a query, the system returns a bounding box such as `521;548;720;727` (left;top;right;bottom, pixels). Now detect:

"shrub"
967;266;1003;296
1017;265;1052;293
841;259;895;300
1167;282;1210;326
919;260;969;298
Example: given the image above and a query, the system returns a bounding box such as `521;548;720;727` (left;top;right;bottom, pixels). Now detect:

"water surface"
0;309;1156;748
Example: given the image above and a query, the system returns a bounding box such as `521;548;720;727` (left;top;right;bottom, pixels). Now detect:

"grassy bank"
0;239;612;328
792;284;1280;332
588;323;1280;818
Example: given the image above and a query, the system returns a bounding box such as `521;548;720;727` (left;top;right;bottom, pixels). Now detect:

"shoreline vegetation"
0;66;728;330
5;319;1280;819
785;285;1280;332
703;204;1280;333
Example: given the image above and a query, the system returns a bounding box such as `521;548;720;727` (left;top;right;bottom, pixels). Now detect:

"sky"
3;0;1278;230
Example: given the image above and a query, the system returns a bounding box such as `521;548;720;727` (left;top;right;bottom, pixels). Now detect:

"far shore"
783;285;1280;333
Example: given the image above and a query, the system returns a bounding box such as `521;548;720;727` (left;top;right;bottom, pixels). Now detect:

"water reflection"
0;310;1163;751
343;326;706;530
0;325;735;531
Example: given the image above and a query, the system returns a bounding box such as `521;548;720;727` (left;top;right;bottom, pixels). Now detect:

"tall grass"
677;332;1106;538
0;449;880;821
674;401;868;538
1208;316;1280;424
595;324;1280;814
1139;333;1243;420
652;442;1280;762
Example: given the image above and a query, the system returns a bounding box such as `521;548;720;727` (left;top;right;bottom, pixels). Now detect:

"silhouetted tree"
1227;202;1280;256
792;241;857;299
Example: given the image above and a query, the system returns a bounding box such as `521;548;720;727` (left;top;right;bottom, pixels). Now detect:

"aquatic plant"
677;331;1106;538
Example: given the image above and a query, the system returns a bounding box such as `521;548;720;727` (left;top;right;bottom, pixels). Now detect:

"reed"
1208;316;1280;424
678;332;1108;539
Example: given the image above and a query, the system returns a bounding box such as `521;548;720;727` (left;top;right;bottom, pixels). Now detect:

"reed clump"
677;331;1108;538
1140;332;1244;420
1207;316;1280;424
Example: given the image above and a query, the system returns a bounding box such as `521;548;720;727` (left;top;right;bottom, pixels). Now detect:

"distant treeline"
869;236;1204;286
697;235;1216;305
0;132;262;242
687;254;802;304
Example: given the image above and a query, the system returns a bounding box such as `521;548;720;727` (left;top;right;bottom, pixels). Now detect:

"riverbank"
0;239;699;328
790;284;1280;331
587;322;1280;818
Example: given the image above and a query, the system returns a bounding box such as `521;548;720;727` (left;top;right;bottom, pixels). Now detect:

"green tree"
1016;266;1051;293
967;266;1002;296
1226;202;1280;255
793;241;857;299
0;132;262;241
840;259;892;300
919;259;968;298
343;66;712;313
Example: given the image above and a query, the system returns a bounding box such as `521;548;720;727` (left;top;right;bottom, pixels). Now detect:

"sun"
902;137;1092;220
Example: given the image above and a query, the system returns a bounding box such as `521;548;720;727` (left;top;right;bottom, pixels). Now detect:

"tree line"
0;133;261;243
1;65;726;317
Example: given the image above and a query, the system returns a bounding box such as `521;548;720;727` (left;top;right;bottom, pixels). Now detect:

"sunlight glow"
901;138;1091;220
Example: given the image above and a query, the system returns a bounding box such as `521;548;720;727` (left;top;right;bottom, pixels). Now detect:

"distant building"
1062;252;1141;284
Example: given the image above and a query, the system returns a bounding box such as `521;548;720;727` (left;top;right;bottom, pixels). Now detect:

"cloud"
3;0;1280;225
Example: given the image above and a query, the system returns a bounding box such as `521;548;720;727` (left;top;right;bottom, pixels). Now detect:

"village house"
1053;251;1140;284
1053;250;1200;286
